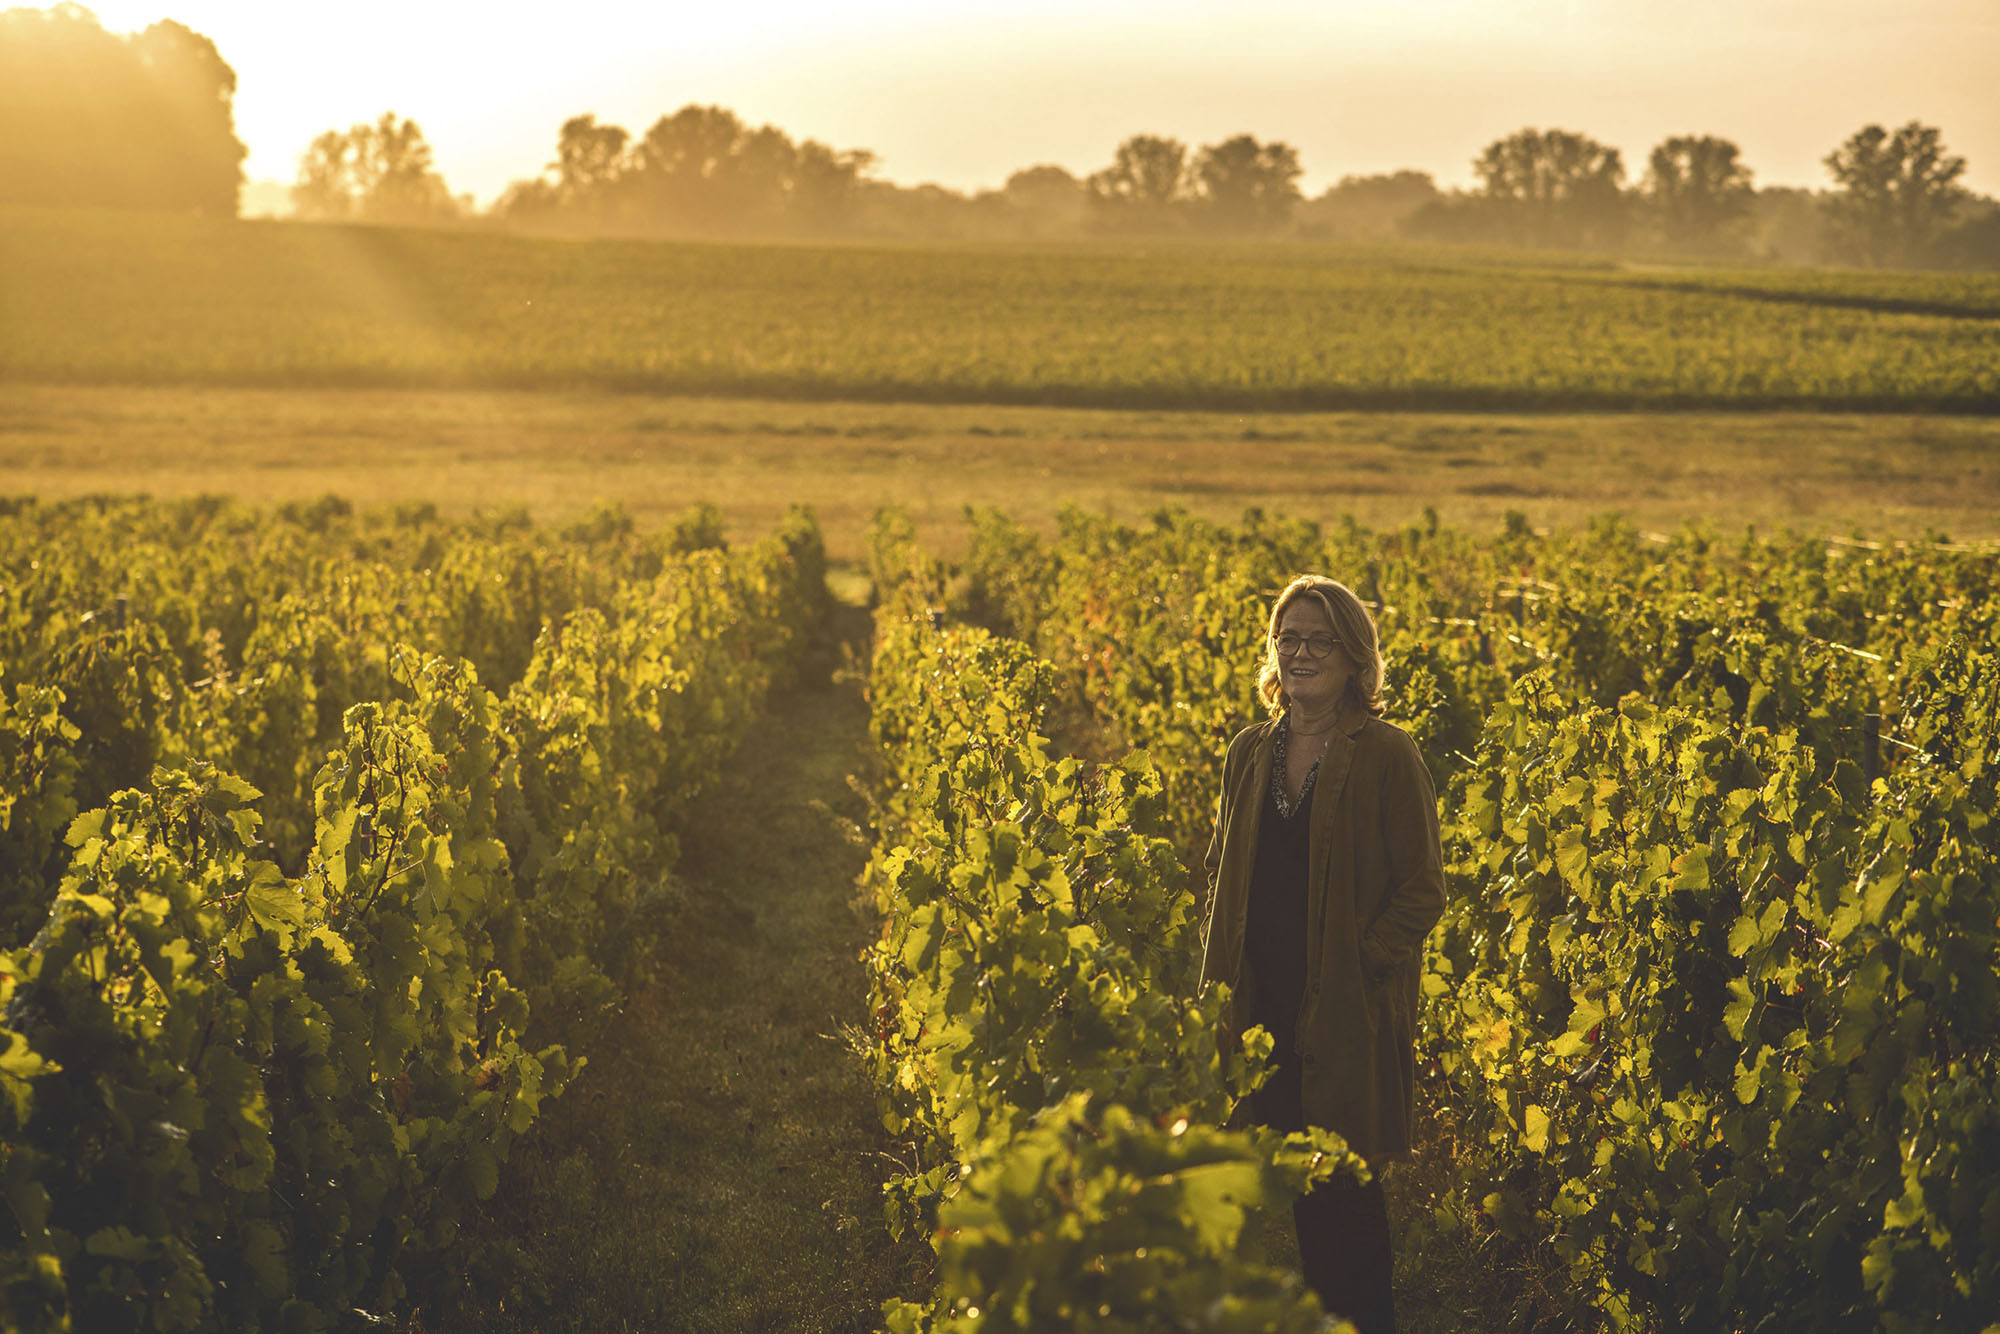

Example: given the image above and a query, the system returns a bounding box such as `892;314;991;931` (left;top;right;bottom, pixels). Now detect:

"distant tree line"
292;107;1996;269
0;4;244;214
1381;124;1992;269
3;6;1992;268
292;113;464;226
284;106;1315;245
487;107;881;238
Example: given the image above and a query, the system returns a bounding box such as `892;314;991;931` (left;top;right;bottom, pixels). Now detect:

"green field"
6;206;1999;411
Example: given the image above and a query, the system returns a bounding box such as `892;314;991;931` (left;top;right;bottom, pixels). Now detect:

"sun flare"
50;0;2000;204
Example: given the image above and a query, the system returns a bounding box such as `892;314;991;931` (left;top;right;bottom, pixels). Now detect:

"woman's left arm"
1359;728;1447;982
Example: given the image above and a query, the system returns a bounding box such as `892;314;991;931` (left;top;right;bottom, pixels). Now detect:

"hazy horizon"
63;0;2000;206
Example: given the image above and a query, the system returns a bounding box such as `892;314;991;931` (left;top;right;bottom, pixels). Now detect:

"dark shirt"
1245;768;1312;1132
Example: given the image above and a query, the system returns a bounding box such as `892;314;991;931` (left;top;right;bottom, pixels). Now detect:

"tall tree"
1473;127;1628;249
292;129;358;219
788;139;876;234
551;113;631;218
1003;165;1087;237
0;5;244;213
1823;121;1968;266
1087;135;1189;232
729;124;798;227
492;104;875;238
129;20;245;214
353;113;457;223
1644;134;1754;251
632;106;773;231
291;113;457;224
636;105;742;183
1300;171;1439;241
1189;134;1302;234
489;175;564;227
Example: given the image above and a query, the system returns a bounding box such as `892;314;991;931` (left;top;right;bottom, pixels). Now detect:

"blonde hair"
1256;574;1385;717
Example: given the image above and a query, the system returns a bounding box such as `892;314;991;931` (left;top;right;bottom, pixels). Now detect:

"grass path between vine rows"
430;603;931;1332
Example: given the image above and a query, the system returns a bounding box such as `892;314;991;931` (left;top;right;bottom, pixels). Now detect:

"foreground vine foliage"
859;513;1360;1332
929;504;1999;1331
0;496;827;1330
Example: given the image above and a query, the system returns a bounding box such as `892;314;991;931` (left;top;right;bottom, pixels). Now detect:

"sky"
73;0;2000;206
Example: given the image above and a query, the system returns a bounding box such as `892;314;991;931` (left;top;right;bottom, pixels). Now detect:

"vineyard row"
856;504;2000;1331
0;496;829;1331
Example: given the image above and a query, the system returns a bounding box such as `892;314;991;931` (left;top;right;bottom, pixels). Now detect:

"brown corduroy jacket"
1200;712;1446;1164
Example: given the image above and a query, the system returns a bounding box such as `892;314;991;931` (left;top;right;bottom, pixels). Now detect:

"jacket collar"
1279;708;1370;740
1246;709;1368;799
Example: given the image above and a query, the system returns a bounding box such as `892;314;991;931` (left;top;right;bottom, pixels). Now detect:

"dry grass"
6;383;1998;561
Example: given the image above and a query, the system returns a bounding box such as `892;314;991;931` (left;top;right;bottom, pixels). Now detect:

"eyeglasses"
1272;632;1342;660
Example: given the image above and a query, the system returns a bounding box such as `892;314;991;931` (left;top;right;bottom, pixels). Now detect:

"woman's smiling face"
1274;595;1352;714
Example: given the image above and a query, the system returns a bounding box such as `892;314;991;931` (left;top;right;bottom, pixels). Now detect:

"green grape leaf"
1523;1104;1551;1155
1554;829;1591;887
245;866;305;942
1734;1048;1767;1104
1723;978;1755;1040
1173;1158;1263;1253
1671;846;1710;893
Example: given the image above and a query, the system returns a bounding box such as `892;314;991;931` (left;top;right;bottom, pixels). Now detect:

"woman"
1201;574;1445;1334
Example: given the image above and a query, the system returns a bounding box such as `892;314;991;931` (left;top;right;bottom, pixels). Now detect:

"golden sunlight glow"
57;0;2000;203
